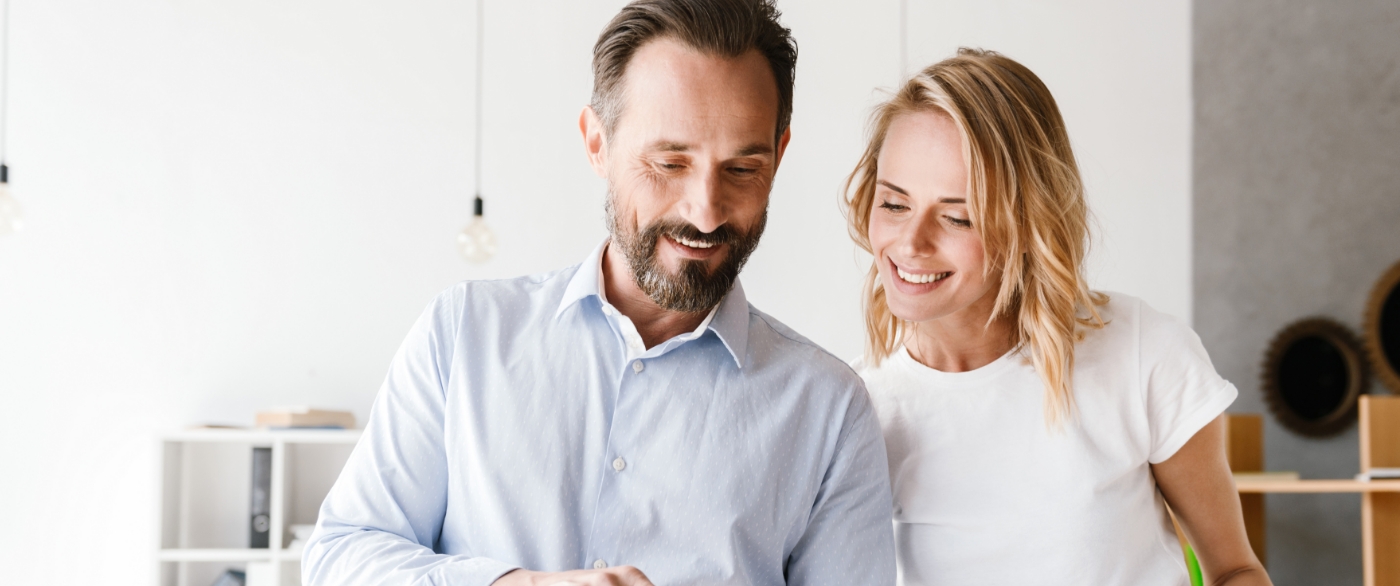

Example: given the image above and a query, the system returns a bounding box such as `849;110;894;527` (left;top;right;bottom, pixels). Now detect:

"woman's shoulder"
1081;292;1216;378
849;347;936;404
849;351;902;388
1084;291;1195;343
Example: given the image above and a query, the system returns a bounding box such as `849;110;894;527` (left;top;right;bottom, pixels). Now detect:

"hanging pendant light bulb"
0;0;17;239
458;195;496;262
0;165;21;237
457;0;496;263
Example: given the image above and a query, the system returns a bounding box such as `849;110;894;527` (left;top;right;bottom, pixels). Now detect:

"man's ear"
773;126;792;172
579;106;609;179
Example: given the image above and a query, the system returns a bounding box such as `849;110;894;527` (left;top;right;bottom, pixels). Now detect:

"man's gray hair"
590;0;798;145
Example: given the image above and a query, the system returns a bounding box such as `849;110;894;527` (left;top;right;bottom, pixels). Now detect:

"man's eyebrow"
641;141;774;157
734;143;774;157
644;141;691;153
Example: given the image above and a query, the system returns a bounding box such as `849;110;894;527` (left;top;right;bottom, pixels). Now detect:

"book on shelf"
250;447;271;549
1355;468;1400;481
211;569;245;586
255;406;355;429
1232;471;1300;482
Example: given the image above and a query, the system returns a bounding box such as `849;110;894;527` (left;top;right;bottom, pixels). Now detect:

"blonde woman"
846;49;1271;585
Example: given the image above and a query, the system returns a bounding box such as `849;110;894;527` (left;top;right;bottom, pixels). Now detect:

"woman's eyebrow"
876;179;908;195
877;179;965;203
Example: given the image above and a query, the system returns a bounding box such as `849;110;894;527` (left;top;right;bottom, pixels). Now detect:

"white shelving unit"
156;429;360;586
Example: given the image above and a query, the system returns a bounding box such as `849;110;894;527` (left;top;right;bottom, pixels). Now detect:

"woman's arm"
1151;415;1272;586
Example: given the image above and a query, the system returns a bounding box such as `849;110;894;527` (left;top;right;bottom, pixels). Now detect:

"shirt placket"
577;300;645;568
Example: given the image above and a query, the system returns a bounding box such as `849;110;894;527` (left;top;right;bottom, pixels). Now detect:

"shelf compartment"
157;429;360;585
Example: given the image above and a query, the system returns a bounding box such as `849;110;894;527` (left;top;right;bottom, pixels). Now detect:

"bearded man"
304;1;895;585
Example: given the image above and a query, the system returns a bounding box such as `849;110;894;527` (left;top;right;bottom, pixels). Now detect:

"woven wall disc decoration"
1262;317;1369;437
1364;259;1400;393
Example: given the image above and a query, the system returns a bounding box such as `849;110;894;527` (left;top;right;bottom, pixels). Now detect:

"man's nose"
677;170;726;234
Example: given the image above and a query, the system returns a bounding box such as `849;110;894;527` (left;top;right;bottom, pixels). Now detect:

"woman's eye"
945;216;972;228
879;202;908;212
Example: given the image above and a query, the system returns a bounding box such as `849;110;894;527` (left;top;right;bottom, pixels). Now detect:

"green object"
1183;543;1204;586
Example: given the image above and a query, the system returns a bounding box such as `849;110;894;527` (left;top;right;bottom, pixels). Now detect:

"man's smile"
663;233;726;261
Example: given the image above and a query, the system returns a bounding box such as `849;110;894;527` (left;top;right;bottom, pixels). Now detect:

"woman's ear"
579;106;609;179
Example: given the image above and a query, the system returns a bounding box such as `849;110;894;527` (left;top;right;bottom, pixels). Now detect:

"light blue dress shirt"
304;241;896;586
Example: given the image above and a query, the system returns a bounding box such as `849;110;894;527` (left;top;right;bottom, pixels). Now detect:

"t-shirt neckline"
892;343;1024;388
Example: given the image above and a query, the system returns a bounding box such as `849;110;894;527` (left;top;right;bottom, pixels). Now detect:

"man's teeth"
673;236;716;249
897;267;951;284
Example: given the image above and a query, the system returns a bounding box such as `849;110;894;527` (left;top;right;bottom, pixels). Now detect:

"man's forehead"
613;39;780;140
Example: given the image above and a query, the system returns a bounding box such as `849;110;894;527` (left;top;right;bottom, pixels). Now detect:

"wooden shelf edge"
157;548;276;562
161;428;362;444
1236;479;1400;493
156;548;307;562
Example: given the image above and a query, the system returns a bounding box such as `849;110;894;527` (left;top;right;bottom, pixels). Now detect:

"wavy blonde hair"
844;48;1107;426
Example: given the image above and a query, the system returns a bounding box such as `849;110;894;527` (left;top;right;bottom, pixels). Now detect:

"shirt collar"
556;239;749;368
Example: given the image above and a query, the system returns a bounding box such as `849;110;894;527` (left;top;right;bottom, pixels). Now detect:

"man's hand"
493;567;655;586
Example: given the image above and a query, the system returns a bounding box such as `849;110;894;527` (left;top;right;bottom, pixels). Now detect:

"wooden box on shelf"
155;428;360;586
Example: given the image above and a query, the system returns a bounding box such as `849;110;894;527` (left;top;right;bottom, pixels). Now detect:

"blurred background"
0;0;1395;584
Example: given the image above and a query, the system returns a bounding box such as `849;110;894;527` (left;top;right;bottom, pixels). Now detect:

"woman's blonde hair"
844;48;1107;426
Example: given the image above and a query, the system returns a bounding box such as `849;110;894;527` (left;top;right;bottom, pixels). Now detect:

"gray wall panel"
1194;1;1400;584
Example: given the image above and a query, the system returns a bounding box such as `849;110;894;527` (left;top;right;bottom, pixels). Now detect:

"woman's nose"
897;212;940;257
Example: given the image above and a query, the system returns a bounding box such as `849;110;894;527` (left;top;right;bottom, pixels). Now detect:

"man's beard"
605;195;766;314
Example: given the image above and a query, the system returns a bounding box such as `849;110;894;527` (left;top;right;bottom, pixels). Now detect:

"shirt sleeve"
302;287;519;586
784;378;898;586
1139;300;1239;464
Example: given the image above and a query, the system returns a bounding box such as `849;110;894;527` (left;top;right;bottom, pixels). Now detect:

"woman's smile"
887;256;954;295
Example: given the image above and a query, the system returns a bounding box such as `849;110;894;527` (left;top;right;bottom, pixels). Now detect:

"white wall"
906;0;1194;322
0;1;1186;584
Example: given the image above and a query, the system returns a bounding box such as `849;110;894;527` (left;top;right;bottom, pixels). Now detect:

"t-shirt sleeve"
1138;301;1238;464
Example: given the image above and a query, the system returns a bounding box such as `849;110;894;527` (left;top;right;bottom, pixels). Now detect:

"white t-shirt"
855;293;1237;586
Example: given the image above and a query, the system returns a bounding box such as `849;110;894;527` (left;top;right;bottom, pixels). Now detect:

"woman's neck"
905;297;1016;373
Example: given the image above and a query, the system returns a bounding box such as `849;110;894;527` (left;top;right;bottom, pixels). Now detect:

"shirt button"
612;457;626;472
602;305;614;316
593;559;608;569
632;360;644;373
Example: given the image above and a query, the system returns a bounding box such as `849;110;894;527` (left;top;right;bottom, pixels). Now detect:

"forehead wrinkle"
643;140;692;153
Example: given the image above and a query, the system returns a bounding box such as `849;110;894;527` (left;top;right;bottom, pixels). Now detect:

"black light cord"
899;0;907;77
1;0;10;180
472;0;484;216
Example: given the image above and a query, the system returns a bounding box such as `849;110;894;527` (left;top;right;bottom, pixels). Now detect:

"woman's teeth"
673;236;716;249
897;267;951;284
